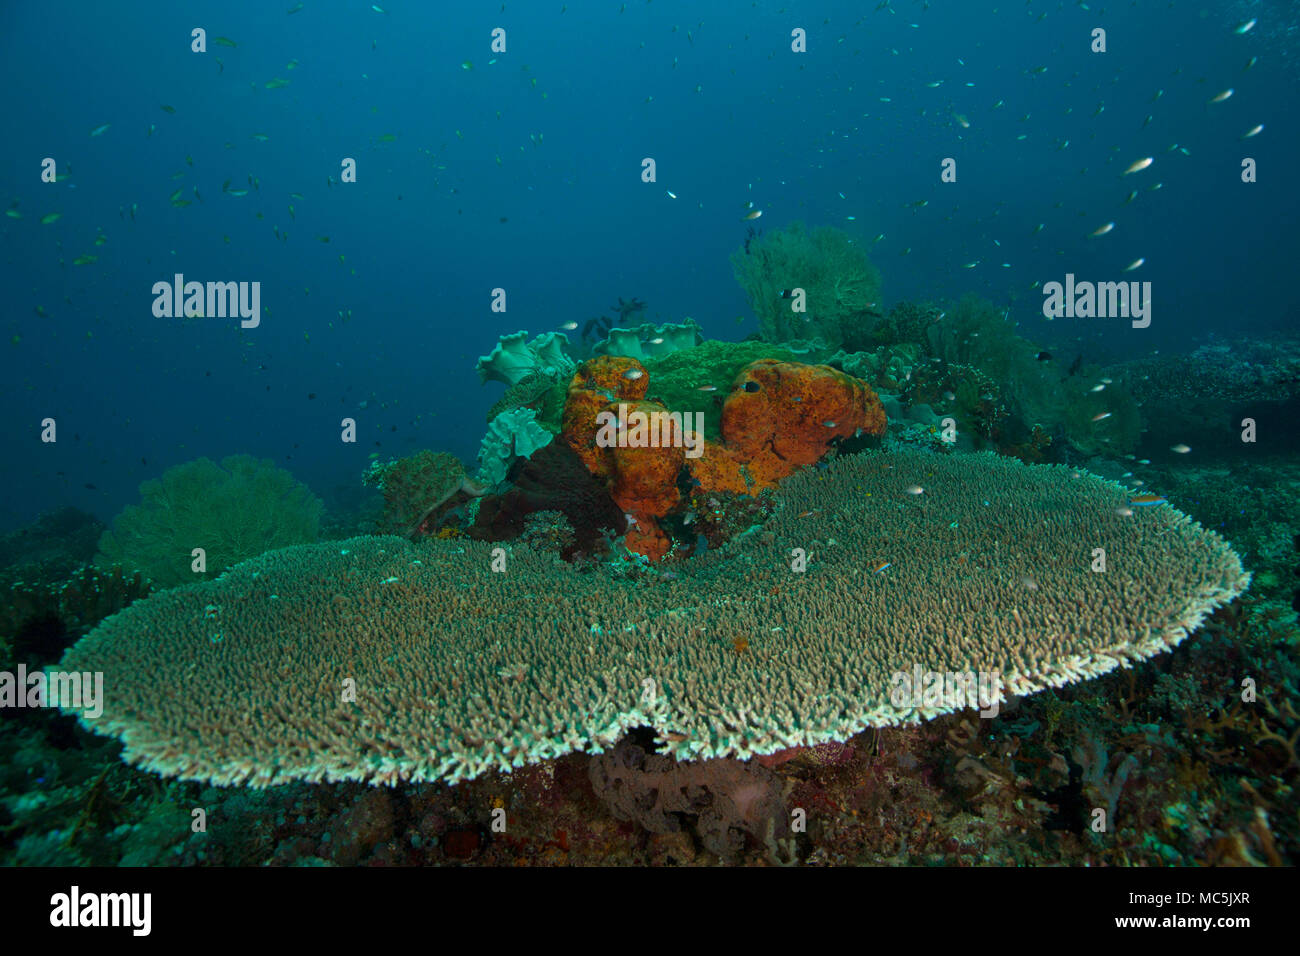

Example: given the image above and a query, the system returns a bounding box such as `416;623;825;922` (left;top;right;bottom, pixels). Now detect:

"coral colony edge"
11;293;1298;867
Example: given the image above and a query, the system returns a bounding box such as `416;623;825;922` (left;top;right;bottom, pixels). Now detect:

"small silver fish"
1170;443;1191;454
623;368;645;380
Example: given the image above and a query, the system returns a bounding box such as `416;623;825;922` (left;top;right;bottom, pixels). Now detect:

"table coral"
57;449;1250;789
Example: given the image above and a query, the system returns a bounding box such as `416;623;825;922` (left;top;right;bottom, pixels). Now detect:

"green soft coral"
642;339;802;442
96;454;323;588
730;222;882;348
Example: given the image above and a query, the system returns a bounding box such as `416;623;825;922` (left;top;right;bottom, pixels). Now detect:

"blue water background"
1;0;1295;529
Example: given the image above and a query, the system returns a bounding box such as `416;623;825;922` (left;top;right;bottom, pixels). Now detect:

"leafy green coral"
476;408;554;487
96;455;323;588
731;222;882;349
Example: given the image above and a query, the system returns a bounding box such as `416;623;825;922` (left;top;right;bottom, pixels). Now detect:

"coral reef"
1153;458;1300;608
0;507;105;582
731;222;882;349
1;565;151;670
1122;336;1300;407
95;455;323;589
1114;336;1300;457
58;450;1248;788
864;301;947;350
3;564;1292;868
901;360;1007;446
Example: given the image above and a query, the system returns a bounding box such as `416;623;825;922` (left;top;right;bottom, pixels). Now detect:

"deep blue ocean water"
1;0;1296;528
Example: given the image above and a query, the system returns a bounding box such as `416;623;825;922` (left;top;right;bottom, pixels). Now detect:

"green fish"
5;209;21;219
251;133;270;142
72;255;98;266
265;77;291;89
377;133;397;143
90;124;111;137
172;199;192;207
169;188;183;202
40;212;61;224
215;36;237;47
288;2;304;12
160;105;176;113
